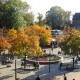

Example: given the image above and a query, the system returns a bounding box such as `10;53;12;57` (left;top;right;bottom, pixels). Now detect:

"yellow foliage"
25;24;52;46
6;28;43;57
4;25;52;57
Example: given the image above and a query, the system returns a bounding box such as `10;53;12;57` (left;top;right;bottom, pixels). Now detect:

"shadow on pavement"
13;68;36;74
0;75;12;80
15;61;80;80
21;74;57;80
20;64;69;80
0;66;7;69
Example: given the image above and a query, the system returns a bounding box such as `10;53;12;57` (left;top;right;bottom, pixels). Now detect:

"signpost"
15;60;17;80
49;51;51;72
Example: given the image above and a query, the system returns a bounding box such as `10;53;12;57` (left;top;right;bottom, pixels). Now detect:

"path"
0;47;80;80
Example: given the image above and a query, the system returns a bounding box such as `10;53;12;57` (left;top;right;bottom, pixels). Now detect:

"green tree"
23;13;34;26
46;6;71;29
37;13;45;26
0;0;34;29
59;28;80;68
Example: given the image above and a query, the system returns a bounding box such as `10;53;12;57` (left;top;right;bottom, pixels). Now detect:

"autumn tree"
25;24;52;47
58;28;80;68
27;35;42;57
6;28;42;57
0;36;11;52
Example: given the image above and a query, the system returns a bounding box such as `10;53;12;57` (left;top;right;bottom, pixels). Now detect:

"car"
51;29;63;36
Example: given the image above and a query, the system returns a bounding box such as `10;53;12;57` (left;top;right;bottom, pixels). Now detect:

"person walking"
63;74;67;80
36;75;41;80
59;62;62;69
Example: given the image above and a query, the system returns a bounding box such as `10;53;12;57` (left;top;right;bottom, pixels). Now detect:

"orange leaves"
24;24;52;47
1;24;51;57
0;36;11;50
17;28;28;44
6;29;17;43
26;35;42;56
7;28;28;54
6;28;42;57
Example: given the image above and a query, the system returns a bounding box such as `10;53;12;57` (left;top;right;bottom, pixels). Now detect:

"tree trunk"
24;54;26;70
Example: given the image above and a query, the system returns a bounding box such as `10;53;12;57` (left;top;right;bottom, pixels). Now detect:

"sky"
22;0;80;21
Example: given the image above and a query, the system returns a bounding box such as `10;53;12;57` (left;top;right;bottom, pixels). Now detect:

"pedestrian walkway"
0;48;80;80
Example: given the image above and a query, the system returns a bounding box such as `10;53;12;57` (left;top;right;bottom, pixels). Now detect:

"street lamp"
15;60;17;80
49;51;51;72
15;58;20;80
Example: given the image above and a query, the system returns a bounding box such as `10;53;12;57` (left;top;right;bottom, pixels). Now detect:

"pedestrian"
63;74;67;80
75;60;77;64
58;51;61;55
59;62;62;69
36;75;41;80
37;62;39;69
33;62;36;69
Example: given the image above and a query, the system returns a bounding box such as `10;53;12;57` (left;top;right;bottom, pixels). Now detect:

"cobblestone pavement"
0;48;80;80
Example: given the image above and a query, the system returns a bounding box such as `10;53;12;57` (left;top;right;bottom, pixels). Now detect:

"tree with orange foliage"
27;35;42;57
25;24;52;47
6;28;27;56
0;36;11;52
6;28;43;57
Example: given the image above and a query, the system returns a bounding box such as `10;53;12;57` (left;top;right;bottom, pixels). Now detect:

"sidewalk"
0;48;80;80
1;60;80;80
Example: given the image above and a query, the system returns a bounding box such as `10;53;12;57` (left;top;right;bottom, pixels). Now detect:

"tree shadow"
13;68;36;74
20;64;69;80
0;75;12;80
18;63;80;80
21;74;57;80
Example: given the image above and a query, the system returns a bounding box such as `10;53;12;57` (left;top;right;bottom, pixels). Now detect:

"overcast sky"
22;0;80;20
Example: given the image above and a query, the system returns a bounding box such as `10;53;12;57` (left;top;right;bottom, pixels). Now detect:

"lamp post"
49;51;51;72
15;60;17;80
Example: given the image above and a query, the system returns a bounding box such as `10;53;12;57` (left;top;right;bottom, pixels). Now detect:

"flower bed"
21;54;61;65
31;54;61;62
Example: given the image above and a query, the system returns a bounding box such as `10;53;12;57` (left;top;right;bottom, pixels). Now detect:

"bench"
21;62;39;70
